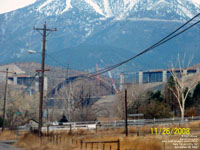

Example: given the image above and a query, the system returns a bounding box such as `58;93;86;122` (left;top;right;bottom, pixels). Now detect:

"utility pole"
2;68;8;132
34;22;57;136
124;88;128;136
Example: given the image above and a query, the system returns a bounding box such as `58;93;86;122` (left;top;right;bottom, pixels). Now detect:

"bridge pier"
162;70;167;82
139;71;143;84
35;75;39;92
183;69;187;76
120;73;125;91
13;73;17;85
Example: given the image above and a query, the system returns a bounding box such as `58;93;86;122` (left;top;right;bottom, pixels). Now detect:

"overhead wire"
72;13;200;81
41;13;200;97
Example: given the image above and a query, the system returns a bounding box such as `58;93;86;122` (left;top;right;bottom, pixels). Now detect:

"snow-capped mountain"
2;0;198;19
0;0;200;73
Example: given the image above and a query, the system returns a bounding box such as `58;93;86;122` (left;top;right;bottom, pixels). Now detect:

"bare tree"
115;84;151;118
169;54;197;122
2;89;39;127
57;80;98;121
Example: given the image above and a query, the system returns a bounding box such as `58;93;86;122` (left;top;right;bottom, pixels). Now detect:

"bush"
139;101;173;119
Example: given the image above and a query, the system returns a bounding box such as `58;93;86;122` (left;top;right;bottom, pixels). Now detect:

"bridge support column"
13;73;17;85
120;73;124;91
44;76;48;95
197;67;200;73
183;69;187;76
162;70;167;82
35;75;39;92
139;71;143;84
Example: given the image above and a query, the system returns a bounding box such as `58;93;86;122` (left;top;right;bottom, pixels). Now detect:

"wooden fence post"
59;135;61;143
56;134;58;145
117;139;120;150
69;124;72;135
80;140;83;150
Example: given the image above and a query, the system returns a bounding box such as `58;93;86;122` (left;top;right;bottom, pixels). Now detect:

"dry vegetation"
0;121;199;150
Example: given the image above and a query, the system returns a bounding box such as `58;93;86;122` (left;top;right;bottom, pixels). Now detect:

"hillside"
0;0;199;75
0;62;116;96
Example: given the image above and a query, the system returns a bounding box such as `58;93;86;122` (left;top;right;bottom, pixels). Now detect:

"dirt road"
0;141;20;150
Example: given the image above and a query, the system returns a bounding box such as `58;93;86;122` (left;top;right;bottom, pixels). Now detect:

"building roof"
0;64;25;74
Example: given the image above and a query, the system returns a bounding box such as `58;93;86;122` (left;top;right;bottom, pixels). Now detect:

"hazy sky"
0;0;36;14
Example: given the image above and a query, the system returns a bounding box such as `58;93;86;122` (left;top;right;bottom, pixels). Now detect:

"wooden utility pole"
35;69;50;124
2;68;9;131
124;88;128;136
34;22;57;136
1;69;14;131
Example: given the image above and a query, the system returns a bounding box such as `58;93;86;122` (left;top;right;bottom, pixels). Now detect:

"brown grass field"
0;121;199;150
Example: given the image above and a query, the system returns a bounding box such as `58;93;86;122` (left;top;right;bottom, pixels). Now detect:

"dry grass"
1;121;199;150
15;132;162;150
0;130;18;140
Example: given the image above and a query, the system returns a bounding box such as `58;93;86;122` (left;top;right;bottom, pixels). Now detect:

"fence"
13;116;200;132
38;132;67;146
80;139;120;150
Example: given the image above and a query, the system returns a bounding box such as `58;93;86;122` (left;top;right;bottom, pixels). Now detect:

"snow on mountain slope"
0;0;36;14
62;0;73;13
84;0;105;16
1;0;199;19
0;0;200;72
191;0;200;7
33;0;199;20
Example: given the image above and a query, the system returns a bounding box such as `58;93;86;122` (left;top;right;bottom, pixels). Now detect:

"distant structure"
119;72;125;91
0;64;48;94
137;67;199;84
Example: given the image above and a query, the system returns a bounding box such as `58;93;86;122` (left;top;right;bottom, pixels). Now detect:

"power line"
73;13;200;81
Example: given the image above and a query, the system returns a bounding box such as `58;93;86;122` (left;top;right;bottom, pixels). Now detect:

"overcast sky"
0;0;36;14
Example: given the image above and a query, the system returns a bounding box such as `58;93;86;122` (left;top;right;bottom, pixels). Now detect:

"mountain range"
0;0;200;77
